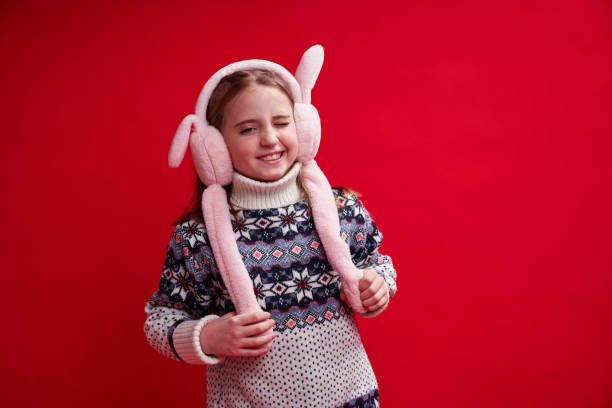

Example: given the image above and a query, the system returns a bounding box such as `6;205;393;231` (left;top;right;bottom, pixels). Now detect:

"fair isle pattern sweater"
144;165;397;408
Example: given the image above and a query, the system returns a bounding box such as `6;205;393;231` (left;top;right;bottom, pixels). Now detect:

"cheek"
284;126;299;153
234;143;254;164
224;137;251;168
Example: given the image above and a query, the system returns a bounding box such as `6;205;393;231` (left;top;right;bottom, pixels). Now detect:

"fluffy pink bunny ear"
169;45;366;316
295;44;324;104
295;45;324;163
295;45;366;314
168;114;202;168
169;116;254;313
168;114;233;186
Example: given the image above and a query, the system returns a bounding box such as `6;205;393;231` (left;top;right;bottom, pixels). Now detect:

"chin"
258;168;289;182
242;159;294;182
259;173;284;182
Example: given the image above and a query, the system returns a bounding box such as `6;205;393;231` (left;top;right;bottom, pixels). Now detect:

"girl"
144;45;397;407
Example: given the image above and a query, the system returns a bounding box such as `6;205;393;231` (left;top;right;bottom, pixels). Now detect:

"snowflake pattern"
168;266;191;299
209;276;232;311
232;213;259;241
145;190;391;408
178;221;207;247
149;191;394;329
268;204;309;235
253;273;276;305
234;202;312;243
286;265;321;303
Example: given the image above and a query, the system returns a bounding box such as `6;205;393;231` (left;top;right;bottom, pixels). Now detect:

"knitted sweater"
144;163;397;408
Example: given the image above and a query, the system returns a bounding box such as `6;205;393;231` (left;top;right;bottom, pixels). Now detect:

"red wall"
2;0;611;406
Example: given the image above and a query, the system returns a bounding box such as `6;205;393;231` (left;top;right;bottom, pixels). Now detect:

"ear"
295;44;324;104
168;114;202;168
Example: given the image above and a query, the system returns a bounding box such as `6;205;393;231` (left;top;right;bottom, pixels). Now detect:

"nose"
259;124;279;146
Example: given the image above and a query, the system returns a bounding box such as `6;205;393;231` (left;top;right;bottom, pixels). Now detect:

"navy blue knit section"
148;190;385;332
145;189;392;406
167;318;187;362
269;297;347;333
340;389;380;408
147;231;235;318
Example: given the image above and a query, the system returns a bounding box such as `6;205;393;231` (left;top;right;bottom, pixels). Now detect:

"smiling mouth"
258;151;284;161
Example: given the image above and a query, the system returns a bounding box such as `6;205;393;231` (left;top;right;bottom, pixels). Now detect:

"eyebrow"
233;115;291;128
234;119;256;128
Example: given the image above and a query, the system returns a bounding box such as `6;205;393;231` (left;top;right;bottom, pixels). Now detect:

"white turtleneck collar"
230;162;303;210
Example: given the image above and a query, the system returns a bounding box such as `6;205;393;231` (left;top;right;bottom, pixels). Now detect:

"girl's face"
221;85;298;182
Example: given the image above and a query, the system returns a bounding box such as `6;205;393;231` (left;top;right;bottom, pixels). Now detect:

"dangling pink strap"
202;185;261;314
300;161;365;313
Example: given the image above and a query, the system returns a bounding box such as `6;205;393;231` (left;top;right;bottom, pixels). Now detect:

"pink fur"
169;115;233;186
295;45;324;104
294;103;321;163
195;60;303;123
202;185;261;314
202;127;233;185
169;45;369;316
168;114;201;168
189;130;216;186
299;161;366;314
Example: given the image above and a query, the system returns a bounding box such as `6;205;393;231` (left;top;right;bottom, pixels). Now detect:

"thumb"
219;311;237;321
339;288;347;304
358;269;375;291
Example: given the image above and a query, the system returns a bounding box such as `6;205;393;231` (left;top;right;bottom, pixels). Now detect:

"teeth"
260;152;282;161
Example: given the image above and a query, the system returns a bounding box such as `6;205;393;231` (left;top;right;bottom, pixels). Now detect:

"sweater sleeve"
339;193;397;317
357;210;397;299
144;221;225;365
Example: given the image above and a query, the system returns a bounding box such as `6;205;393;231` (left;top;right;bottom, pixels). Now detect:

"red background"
1;0;611;406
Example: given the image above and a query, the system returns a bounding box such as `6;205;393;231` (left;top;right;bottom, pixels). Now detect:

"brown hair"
207;69;294;130
172;69;358;226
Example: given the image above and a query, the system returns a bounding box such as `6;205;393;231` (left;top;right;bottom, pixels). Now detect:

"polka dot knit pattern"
144;305;190;362
144;182;397;407
206;313;378;408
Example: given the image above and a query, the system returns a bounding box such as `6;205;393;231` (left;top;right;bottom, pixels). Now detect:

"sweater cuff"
357;282;390;318
172;315;225;365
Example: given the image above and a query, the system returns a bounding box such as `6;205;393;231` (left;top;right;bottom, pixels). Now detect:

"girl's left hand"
340;268;389;312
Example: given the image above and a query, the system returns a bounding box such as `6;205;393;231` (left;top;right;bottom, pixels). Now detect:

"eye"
275;122;289;127
240;127;256;134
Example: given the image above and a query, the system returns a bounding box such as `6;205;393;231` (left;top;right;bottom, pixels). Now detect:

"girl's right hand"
199;311;276;358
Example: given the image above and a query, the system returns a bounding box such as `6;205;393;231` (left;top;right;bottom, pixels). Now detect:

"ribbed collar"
230;162;303;210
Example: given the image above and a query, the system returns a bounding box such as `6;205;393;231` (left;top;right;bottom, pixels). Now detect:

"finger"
360;275;384;300
360;276;383;300
358;269;377;291
239;332;276;349
219;311;237;321
232;310;271;326
362;284;387;307
339;289;347;303
234;347;270;358
239;318;276;337
366;295;388;312
366;288;389;311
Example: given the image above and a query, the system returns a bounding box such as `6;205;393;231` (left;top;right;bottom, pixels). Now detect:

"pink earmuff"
168;115;233;186
168;45;367;314
170;46;324;183
294;103;321;163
